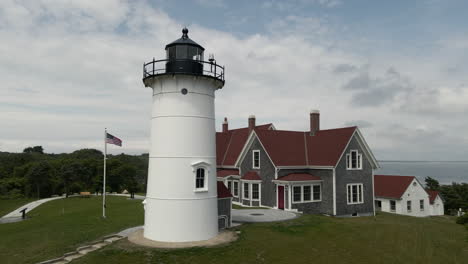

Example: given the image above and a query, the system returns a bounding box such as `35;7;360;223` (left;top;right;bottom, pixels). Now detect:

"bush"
456;213;468;225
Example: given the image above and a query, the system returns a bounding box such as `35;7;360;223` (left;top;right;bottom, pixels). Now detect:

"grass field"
0;198;37;217
0;196;143;264
74;213;468;264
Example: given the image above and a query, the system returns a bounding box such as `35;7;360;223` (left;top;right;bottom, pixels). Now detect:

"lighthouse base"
143;196;218;242
129;229;237;249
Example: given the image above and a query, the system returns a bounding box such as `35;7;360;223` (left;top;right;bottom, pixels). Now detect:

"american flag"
106;133;122;146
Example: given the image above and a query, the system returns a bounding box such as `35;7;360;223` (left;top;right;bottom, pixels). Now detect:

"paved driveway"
232;209;298;223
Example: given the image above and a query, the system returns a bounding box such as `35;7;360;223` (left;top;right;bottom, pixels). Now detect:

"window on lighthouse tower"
196;168;205;189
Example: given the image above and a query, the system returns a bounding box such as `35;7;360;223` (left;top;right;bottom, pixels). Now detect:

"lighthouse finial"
182;27;189;39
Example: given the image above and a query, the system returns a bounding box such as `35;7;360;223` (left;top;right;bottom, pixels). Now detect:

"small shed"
217;181;233;229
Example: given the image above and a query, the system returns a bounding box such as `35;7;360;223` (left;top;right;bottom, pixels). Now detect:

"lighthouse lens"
181;88;188;95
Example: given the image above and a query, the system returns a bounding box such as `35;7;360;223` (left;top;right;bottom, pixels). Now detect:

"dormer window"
253;150;260;169
192;161;210;192
346;150;362;170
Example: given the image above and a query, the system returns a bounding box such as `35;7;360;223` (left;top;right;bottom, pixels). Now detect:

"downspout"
333;168;336;216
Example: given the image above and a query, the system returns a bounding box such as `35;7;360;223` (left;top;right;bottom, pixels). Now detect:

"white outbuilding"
374;175;444;217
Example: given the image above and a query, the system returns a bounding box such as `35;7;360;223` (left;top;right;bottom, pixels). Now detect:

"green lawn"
0;198;36;217
0;196;143;264
74;213;468;264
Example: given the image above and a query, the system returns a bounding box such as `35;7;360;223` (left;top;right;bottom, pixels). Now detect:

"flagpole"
103;128;107;218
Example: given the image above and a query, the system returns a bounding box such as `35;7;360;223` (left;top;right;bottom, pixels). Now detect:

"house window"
253;150;260;169
227;181;232;192
347;183;364;204
390;200;396;212
292;184;321;203
420;199;424;211
293;186;302;202
243;182;249;199
346;150;362;170
407;201;412;212
195;168;205;189
303;186;311;201
252;183;259;200
233;181;239;197
313;185;321;201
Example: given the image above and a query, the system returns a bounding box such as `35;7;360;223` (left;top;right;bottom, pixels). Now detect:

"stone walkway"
232;209;298;222
1;196;66;219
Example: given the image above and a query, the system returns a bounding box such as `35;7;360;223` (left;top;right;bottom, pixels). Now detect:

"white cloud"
0;1;467;161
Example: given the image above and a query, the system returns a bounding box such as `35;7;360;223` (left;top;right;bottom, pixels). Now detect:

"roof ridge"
221;131;235;166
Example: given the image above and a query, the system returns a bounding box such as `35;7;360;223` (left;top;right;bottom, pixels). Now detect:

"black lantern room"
165;28;204;74
143;28;224;85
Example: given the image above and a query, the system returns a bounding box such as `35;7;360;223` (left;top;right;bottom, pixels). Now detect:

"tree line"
0;146;148;199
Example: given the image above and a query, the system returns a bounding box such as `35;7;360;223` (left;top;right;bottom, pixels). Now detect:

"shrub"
456;213;468;225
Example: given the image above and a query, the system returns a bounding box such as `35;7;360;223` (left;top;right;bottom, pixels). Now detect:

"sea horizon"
376;161;468;185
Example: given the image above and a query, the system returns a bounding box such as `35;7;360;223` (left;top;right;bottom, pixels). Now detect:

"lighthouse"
142;28;225;242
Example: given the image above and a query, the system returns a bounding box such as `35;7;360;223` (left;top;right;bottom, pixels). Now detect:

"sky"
1;0;468;160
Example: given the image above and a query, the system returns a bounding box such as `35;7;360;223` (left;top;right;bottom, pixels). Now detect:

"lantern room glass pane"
167;46;176;60
176;45;187;59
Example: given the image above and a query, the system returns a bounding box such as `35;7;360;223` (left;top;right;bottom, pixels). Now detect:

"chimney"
310;110;320;136
248;115;256;133
222;117;228;133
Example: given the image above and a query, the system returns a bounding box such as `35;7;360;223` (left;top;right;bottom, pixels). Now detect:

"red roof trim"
241;171;262;181
217;169;239;178
426;190;440;204
374;175;415;199
276;173;321;182
217;182;233;198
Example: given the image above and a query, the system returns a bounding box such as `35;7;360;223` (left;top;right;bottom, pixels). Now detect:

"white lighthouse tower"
142;28;225;242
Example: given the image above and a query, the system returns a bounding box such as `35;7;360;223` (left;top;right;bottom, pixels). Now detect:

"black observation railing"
143;58;225;82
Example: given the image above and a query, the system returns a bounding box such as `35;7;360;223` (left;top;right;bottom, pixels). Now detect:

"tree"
23;146;44;154
425;176;440;191
25;161;54;198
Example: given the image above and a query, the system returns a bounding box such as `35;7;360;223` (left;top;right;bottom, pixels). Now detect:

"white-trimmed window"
293;186;301;202
346;150;362;170
252;150;260;169
419;199;424;211
233;181;239;197
292;184;321;203
407;200;412;212
195;168;205;189
252;183;260;200
227;181;232;192
390;200;396;211
243;182;249;199
347;183;364;204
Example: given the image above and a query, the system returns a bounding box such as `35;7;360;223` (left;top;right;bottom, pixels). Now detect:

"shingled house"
216;111;379;217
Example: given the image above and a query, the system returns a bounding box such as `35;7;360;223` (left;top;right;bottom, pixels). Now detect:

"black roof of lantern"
165;28;205;51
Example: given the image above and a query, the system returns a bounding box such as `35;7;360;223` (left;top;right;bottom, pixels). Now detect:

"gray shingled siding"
239;137;277;207
335;135;374;216
278;169;333;215
217;198;231;229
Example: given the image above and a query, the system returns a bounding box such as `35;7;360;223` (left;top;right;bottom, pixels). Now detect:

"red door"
278;186;284;210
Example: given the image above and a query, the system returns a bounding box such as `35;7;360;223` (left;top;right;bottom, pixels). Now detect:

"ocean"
376;161;468;185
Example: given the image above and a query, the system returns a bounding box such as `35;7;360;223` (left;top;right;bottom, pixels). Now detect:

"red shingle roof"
217;182;232;199
216;124;272;166
241;171;262;181
426;190;440;204
217;169;239;178
255;127;356;166
276;173;321;181
374;175;415;199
